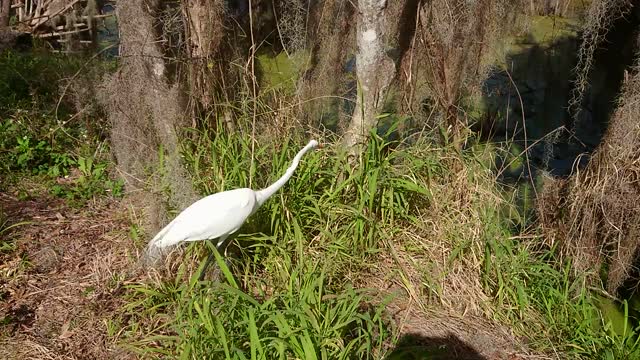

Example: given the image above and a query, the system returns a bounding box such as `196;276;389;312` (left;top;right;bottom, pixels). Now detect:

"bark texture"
343;0;396;154
0;0;10;29
100;0;198;264
182;0;226;110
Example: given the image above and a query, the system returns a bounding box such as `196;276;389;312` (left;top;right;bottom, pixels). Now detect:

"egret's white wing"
151;188;257;248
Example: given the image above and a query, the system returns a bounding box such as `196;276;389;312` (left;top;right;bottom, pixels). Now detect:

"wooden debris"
8;0;115;50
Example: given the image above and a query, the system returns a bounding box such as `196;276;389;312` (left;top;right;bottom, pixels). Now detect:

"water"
482;13;638;181
96;5;118;58
480;10;640;334
90;3;640;332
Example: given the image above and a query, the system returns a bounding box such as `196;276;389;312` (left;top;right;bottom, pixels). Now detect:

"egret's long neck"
255;142;315;206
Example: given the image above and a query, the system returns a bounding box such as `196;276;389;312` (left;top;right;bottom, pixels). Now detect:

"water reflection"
479;14;638;181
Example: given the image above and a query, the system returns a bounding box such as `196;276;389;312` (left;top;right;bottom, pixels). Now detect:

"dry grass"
568;0;633;122
397;155;497;314
398;0;524;140
539;62;640;293
352;146;536;358
99;0;199;250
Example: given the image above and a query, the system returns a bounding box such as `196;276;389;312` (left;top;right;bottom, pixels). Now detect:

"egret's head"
308;139;321;150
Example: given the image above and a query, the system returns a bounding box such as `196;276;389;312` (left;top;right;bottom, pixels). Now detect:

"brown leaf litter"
0;192;139;360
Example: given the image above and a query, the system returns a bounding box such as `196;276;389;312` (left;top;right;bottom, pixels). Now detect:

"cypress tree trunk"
0;0;10;29
343;0;396;155
101;0;198;264
182;0;225;113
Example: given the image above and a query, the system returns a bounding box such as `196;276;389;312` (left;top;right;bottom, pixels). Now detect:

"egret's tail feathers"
141;242;166;267
142;220;177;267
149;220;176;248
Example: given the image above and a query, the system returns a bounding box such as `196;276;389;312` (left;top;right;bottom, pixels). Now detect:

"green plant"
49;155;124;203
122;247;390;359
0;210;30;253
0;50;118;203
482;234;640;358
118;126;640;359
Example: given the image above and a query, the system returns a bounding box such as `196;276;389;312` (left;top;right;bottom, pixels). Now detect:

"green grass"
113;126;640;359
122;248;390;359
116;127;440;358
4;46;640;360
482;234;640;358
0;209;30;253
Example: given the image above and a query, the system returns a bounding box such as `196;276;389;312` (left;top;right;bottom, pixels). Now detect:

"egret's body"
148;140;319;253
151;188;258;248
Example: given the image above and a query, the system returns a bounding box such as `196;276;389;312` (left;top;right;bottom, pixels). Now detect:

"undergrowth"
3;14;640;360
3;43;638;360
0;50;121;204
484;236;640;359
114;126;640;359
0;208;29;253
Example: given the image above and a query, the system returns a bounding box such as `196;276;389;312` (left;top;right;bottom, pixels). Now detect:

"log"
36;26;89;38
81;13;113;20
31;0;81;30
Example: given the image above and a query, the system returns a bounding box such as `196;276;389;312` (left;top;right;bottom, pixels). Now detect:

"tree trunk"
297;0;356;129
100;0;198;265
0;0;10;29
343;0;396;156
182;0;225;112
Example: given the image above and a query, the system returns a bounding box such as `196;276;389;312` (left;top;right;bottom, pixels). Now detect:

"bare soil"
385;299;534;359
366;272;536;359
0;192;138;360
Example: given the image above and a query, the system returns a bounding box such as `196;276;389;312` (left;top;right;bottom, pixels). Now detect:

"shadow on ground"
386;332;487;360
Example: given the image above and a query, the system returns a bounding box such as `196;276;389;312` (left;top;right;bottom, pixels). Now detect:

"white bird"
147;139;320;256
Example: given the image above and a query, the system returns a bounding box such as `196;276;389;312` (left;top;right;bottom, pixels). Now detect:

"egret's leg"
217;235;233;256
198;235;228;281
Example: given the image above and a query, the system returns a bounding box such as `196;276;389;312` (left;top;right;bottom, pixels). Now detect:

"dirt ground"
384;302;536;359
0;191;536;360
0;192;138;359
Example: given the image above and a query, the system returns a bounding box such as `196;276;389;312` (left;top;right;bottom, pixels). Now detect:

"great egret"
147;139;320;262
